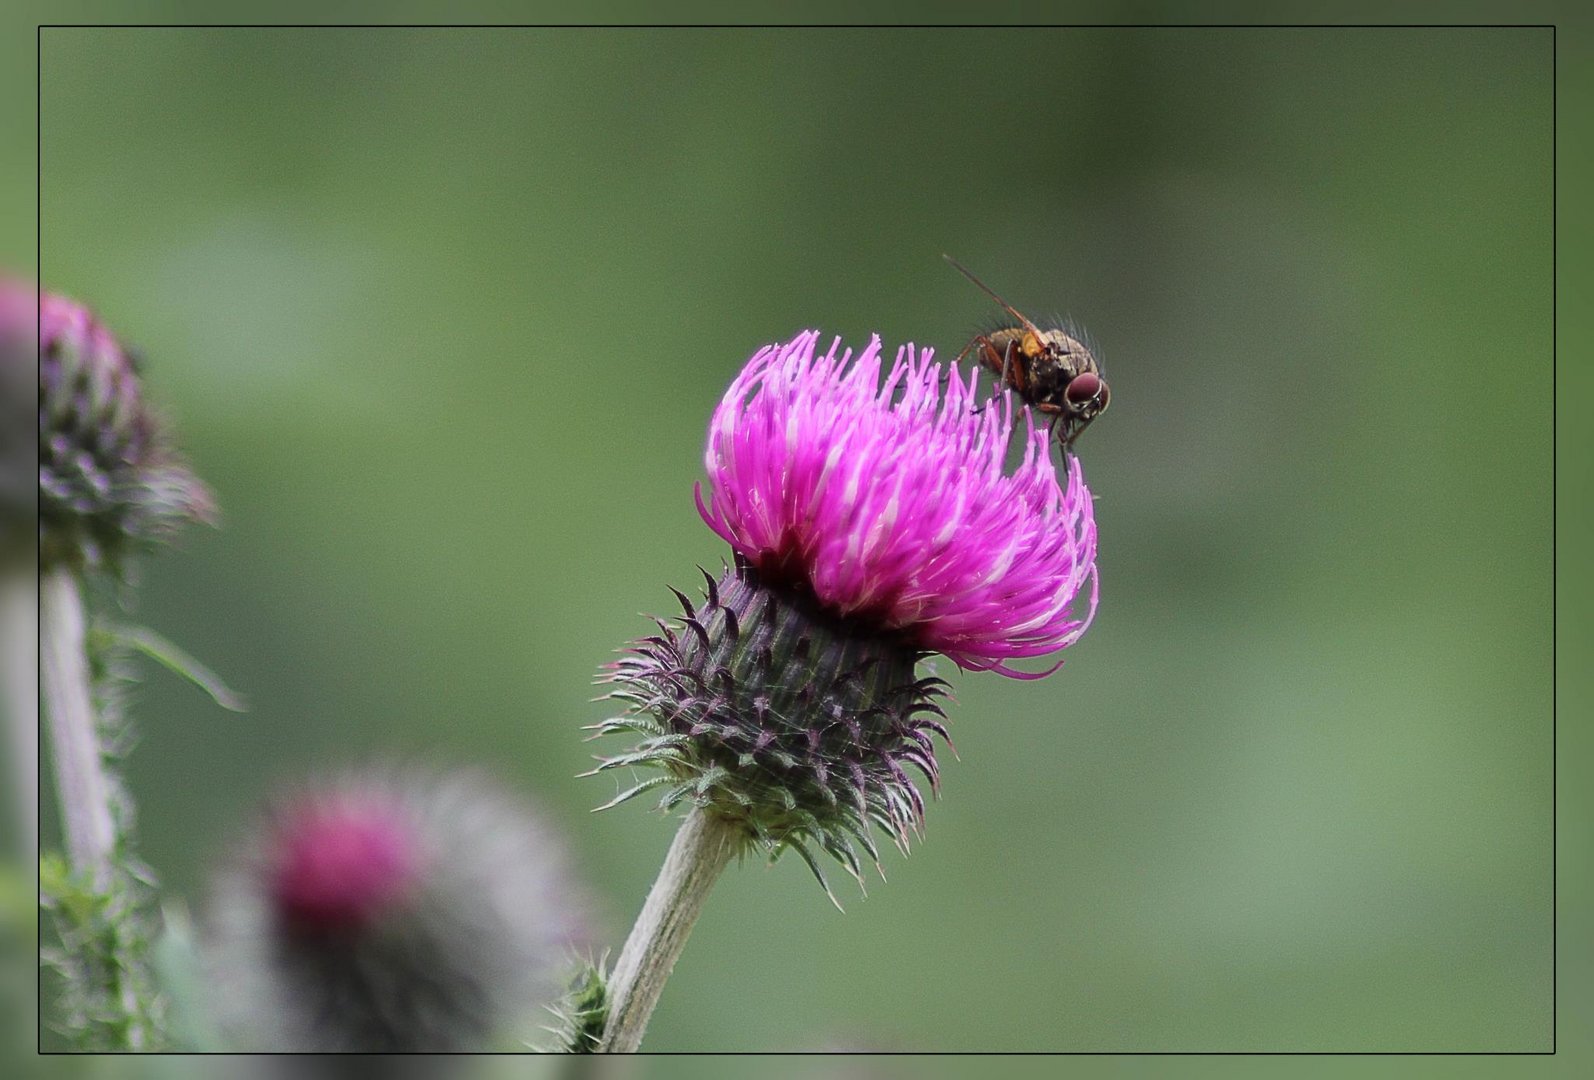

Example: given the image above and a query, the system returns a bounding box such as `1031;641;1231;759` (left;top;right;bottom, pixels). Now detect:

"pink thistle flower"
267;791;419;931
593;331;1104;893
696;330;1098;678
206;768;585;1052
8;276;214;571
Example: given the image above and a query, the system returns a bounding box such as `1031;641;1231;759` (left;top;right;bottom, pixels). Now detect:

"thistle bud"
205;768;582;1052
1;277;37;560
29;283;211;572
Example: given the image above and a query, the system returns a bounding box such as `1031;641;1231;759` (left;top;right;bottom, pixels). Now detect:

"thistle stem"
598;807;739;1052
40;567;116;889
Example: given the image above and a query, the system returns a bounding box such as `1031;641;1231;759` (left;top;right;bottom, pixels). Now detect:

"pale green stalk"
39;565;163;1050
597;808;739;1052
41;568;116;889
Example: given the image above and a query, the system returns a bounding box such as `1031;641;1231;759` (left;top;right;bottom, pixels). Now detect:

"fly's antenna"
943;254;1045;339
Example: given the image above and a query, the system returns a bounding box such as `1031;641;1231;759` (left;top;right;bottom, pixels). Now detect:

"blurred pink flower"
267;789;419;930
23;279;213;570
696;330;1098;678
207;768;584;1052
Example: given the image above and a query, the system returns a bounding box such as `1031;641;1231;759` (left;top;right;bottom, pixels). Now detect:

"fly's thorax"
1039;329;1098;378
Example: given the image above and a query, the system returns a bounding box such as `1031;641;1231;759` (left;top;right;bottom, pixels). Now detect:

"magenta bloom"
23;279;213;569
268;790;419;930
696;330;1098;678
207;769;584;1051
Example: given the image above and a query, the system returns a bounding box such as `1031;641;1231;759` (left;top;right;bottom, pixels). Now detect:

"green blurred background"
28;18;1553;1055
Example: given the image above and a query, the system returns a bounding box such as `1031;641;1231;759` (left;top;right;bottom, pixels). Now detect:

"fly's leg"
1029;404;1075;472
1062;413;1094;452
968;338;1012;416
1044;414;1077;477
943;335;989;393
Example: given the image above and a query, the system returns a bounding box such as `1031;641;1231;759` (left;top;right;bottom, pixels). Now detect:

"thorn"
682;617;711;650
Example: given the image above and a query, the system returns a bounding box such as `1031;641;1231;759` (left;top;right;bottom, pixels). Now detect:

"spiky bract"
591;560;950;894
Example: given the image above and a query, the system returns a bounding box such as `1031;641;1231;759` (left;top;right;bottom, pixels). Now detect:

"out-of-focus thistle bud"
204;768;583;1052
22;280;212;572
0;277;37;561
592;331;1099;893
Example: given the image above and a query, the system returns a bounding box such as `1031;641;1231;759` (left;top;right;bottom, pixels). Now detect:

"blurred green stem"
39;567;166;1050
40;568;115;889
598;807;738;1052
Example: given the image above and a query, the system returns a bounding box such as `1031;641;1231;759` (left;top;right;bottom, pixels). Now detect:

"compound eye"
1064;372;1105;412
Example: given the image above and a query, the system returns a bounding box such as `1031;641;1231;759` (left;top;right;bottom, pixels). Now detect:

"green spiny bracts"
39;626;168;1051
34;288;212;573
548;958;609;1053
589;558;951;895
39;853;166;1051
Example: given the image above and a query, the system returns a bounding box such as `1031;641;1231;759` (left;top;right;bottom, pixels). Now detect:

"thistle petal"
697;332;1097;677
